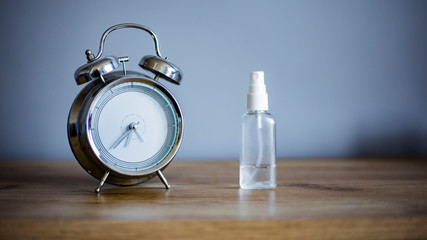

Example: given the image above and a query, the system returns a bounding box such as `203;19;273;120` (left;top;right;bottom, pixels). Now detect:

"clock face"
87;80;180;172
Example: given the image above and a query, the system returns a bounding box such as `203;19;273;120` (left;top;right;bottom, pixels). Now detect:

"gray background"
0;0;426;160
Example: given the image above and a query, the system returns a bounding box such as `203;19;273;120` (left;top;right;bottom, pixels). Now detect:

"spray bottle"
240;71;276;189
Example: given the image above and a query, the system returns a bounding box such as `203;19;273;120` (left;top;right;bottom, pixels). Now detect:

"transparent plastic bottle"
240;71;276;189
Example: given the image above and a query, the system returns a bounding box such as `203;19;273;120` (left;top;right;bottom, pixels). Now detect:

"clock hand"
133;129;144;143
111;122;143;149
110;129;132;149
125;129;133;147
129;121;144;143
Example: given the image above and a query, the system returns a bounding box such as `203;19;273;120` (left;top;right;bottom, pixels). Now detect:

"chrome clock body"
68;71;183;186
68;23;184;192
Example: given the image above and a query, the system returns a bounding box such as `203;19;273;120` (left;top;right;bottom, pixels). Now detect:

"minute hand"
110;129;132;149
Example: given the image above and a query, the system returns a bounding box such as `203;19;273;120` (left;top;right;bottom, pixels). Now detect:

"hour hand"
133;129;144;143
110;129;132;149
130;121;144;143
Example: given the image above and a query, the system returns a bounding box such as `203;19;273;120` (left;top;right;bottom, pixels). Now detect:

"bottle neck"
247;110;268;114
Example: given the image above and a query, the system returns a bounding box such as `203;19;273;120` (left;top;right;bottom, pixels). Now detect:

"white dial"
88;81;179;171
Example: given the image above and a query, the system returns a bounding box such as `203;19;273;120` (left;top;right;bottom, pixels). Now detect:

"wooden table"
0;159;426;239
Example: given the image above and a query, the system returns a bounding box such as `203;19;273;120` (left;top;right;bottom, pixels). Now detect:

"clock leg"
156;170;171;189
95;171;110;193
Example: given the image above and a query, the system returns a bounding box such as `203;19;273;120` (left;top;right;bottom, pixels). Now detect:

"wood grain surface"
0;159;426;239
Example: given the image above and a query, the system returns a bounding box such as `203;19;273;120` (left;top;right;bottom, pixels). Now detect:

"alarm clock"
67;23;183;193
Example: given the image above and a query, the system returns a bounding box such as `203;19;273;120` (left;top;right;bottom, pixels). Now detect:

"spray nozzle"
247;71;268;111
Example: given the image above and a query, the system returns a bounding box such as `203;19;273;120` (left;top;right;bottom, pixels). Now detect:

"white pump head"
247;71;268;111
